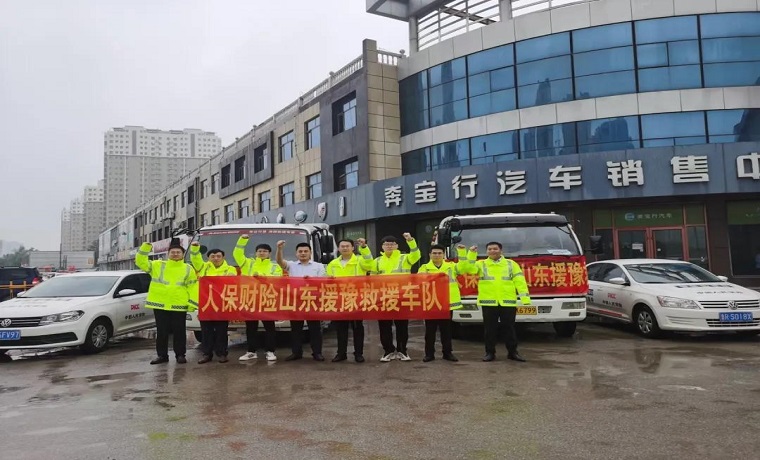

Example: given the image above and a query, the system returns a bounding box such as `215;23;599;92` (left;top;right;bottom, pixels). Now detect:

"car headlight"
561;301;585;310
656;296;699;309
39;310;85;325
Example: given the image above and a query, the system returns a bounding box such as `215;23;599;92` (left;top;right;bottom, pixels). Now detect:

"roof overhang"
366;0;450;21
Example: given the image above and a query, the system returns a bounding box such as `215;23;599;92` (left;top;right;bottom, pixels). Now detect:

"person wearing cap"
275;240;326;362
357;233;420;362
136;237;198;365
189;243;237;364
326;238;367;363
234;235;282;362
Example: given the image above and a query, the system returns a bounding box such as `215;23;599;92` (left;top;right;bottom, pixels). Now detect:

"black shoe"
332;354;348;362
355;354;365;363
312;353;325;362
482;353;495;362
284;354;303;362
443;353;459;362
198;355;212;364
176;356;187;364
218;356;229;363
423;355;435;362
150;356;169;365
508;352;526;362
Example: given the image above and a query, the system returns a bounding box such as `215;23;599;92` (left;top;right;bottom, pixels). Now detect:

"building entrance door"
616;227;685;260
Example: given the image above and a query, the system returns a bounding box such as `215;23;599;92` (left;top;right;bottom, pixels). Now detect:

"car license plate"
517;306;537;315
0;330;20;340
719;312;753;322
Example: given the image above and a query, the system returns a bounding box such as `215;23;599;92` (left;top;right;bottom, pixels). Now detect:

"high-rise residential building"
83;180;104;250
69;197;85;252
104;126;221;226
60;209;71;251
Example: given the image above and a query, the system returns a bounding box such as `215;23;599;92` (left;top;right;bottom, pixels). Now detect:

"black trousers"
290;320;323;356
245;320;276;353
482;306;518;355
424;318;453;356
153;309;187;358
378;319;409;355
335;321;365;356
200;320;229;357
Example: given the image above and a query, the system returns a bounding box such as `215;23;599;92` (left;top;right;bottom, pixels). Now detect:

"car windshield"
451;225;581;258
21;276;120;298
624;263;722;284
195;228;311;266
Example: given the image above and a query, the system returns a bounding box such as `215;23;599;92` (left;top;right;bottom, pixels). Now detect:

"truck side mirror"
588;235;604;255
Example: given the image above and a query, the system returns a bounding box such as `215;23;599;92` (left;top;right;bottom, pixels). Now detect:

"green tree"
0;246;36;267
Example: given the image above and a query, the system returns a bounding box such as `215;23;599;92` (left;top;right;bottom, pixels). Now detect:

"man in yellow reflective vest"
464;241;531;362
326;238;367;363
234;234;282;362
190;242;236;364
136;238;198;365
418;243;469;362
357;233;420;362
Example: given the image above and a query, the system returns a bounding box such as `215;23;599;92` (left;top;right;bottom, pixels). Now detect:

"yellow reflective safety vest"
233;236;283;277
326;254;366;278
358;238;421;275
136;243;198;312
465;252;531;307
190;246;237;277
417;247;469;310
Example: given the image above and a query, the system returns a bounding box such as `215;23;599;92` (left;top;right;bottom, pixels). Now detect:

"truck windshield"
196;228;311;266
452;225;581;258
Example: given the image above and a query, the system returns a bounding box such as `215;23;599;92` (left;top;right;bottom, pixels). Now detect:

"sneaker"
397;352;412;361
380;352;395;362
239;352;257;361
266;351;277;362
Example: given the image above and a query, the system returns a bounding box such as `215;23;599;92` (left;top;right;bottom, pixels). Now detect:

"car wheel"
80;318;111;354
553;321;577;338
194;331;203;342
634;305;661;338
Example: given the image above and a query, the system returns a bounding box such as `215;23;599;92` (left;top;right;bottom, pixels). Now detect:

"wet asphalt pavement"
1;320;759;460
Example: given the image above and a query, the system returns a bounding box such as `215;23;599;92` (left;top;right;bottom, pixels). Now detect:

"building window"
429;58;469;127
173;196;178;212
333;92;357;135
400;72;429;135
520;123;577;158
187;217;195;231
181;192;186;208
707;109;760;143
279;131;294;162
516;33;572;108
187;185;195;205
200;213;207;226
573;23;636;99
234;156;246;182
224;204;234;223
221;165;231;188
200;180;208;199
577;116;641;153
470;133;517;164
254;145;268;173
211;209;220;225
334;158;359;191
306;173;322;199
238;198;250;218
211;174;219;194
701;13;760;87
259;191;271;212
635;16;701;92
727;201;760;276
641;112;706;147
305;117;320;150
467;45;516;118
280;182;295;206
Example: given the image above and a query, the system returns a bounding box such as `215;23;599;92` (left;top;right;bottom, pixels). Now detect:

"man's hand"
276;240;286;249
456;243;466;250
357;238;367;247
469;245;478;252
403;233;413;241
240;234;249;240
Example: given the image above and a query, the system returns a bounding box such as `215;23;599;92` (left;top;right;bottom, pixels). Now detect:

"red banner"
198;274;450;321
457;255;588;297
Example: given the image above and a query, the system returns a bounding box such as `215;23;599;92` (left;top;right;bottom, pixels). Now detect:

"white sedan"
586;259;760;338
0;271;154;354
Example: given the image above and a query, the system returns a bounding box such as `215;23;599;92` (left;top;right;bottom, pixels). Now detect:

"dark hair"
207;249;225;257
295;243;311;250
486;241;502;249
381;235;398;244
338;239;355;246
429;244;446;253
255;244;272;252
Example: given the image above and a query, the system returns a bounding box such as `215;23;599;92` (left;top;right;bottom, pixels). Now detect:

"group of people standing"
134;232;532;366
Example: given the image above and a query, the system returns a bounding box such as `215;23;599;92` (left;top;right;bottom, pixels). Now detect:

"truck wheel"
634;305;661;338
194;331;203;342
80;318;111;354
553;321;577;338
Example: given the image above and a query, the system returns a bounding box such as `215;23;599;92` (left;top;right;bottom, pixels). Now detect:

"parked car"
0;267;42;302
0;270;154;355
586;259;760;338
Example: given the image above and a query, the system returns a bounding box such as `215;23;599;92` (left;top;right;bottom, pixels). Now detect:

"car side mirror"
116;288;137;297
588;235;604;255
717;276;728;282
608;277;628;286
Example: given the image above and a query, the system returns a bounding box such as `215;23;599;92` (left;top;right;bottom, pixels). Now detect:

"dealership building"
101;0;760;286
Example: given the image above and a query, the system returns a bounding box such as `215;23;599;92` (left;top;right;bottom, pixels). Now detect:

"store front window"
727;201;760;277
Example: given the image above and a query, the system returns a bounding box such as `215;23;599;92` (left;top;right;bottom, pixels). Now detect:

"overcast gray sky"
0;0;407;251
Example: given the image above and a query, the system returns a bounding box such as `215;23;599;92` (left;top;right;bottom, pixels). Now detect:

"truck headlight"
561;302;585;310
657;296;699;309
39;310;85;325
